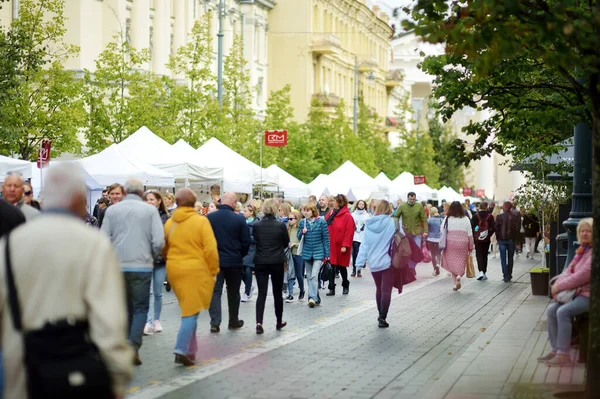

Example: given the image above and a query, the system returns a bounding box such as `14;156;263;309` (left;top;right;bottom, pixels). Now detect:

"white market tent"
79;144;175;187
374;172;393;194
307;174;331;197
118;127;223;184
321;161;379;200
437;186;463;202
172;139;197;159
0;155;32;181
390;171;414;200
265;164;309;201
194;137;277;193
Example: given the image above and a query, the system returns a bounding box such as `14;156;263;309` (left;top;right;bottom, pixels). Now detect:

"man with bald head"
207;191;251;332
2;173;40;220
102;178;164;365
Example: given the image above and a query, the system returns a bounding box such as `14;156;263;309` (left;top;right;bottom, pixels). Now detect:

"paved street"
127;255;583;399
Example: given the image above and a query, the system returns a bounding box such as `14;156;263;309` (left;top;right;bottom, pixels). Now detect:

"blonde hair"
262;198;279;217
430;207;439;216
577;218;593;243
374;200;392;216
287;210;302;233
235;201;243;212
279;202;292;216
300;203;319;218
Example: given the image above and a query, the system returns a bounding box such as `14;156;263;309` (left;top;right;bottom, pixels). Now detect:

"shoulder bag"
296;219;305;256
549;276;576;304
3;235;113;399
439;217;449;251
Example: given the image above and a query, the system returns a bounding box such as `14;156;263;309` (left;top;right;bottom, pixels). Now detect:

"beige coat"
0;214;133;399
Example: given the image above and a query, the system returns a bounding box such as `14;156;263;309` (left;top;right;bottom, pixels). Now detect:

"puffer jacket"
253;215;290;265
297;217;330;261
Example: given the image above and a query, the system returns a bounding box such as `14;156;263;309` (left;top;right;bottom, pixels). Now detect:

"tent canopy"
374;172;392;193
172;139;197;158
0;155;32;181
307;174;330;197
265;164;309;200
79;144;174;187
119;127;223;183
195;137;277;193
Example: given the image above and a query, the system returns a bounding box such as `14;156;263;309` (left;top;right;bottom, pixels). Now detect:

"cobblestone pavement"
128;254;550;399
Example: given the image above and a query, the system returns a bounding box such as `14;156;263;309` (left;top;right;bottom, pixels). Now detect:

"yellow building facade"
267;0;394;123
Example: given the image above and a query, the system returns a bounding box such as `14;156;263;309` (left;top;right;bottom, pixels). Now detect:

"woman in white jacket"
356;200;396;328
351;200;370;277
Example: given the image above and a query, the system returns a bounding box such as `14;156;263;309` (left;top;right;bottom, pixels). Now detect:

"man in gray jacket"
101;178;164;365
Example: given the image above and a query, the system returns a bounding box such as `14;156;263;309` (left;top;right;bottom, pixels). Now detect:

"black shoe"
228;320;244;330
276;321;287;331
378;319;389;328
285;295;294;303
298;290;305;300
357;270;362;278
175;354;195;366
342;281;349;295
351;271;356;277
256;324;264;334
133;352;142;366
326;289;335;296
210;325;220;333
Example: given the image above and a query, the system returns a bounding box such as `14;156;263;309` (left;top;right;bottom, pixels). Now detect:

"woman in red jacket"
326;194;356;296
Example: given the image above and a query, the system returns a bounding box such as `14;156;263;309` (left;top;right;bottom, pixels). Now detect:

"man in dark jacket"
471;202;495;281
207;192;251;332
495;202;521;282
0;198;26;237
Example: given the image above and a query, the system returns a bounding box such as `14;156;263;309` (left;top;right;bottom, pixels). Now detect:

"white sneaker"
477;271;484;281
241;293;249;302
248;285;255;299
482;274;488;280
308;299;315;308
153;320;163;333
143;322;154;336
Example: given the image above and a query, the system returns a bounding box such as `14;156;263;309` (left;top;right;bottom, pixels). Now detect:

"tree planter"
530;267;550;296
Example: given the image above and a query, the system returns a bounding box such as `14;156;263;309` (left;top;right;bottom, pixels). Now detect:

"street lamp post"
353;56;358;135
217;0;224;110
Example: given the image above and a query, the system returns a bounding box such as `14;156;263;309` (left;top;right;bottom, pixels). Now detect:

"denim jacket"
427;216;443;243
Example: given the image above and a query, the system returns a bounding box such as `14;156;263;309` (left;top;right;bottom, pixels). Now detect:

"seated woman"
539;217;592;367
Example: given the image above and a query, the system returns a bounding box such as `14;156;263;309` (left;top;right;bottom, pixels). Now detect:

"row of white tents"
1;126;467;204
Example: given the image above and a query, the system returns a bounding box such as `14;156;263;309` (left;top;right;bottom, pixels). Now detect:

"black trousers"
372;268;394;320
475;241;491;273
328;265;348;289
255;264;285;325
209;267;243;327
352;241;361;271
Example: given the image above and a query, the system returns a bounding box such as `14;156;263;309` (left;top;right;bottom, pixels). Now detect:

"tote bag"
296;219;306;256
466;253;476;278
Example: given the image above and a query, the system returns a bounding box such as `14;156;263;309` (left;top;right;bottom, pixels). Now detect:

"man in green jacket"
393;192;429;270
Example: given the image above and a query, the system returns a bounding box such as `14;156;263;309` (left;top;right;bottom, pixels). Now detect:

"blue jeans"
304;259;322;302
287;255;305;295
147;264;166;323
243;266;253;296
498;240;515;281
124;271;152;350
547;296;590;354
174;313;199;357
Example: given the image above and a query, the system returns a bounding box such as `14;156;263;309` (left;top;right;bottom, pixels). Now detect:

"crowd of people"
0;165;592;398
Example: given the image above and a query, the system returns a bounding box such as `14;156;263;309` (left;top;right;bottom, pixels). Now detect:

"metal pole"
39;141;42;196
260;131;263;200
353;56;358;135
217;0;224;110
12;0;19;20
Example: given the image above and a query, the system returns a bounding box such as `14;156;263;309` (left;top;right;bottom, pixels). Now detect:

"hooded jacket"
352;209;370;243
355;215;396;273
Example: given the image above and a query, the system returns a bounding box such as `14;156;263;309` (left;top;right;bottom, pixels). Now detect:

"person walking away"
490;205;502;258
393;192;428;269
2;172;40;220
318;195;330;217
101;179;165;365
0;164;133;398
298;203;330;308
207;192;250;332
142;190;170;335
286;210;305;302
426;207;444;276
538;218;592;367
325;194;355;295
441;201;474;291
495;202;521;282
241;204;258;302
252;199;290;334
163;189;219;366
471;202;495;281
351;200;370;277
523;210;540;260
355;200;396;328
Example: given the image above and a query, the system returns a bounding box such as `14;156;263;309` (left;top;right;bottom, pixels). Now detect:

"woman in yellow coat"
163;188;219;366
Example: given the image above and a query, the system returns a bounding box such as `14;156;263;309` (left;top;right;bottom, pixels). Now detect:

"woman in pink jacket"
538;218;592;367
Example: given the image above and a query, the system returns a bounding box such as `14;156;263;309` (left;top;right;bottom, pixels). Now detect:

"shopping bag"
466;253;476;278
421;242;432;263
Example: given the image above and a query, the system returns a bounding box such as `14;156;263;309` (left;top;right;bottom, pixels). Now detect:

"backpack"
475;213;492;241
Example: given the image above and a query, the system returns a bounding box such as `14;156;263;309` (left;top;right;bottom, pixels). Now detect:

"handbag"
3;235;113;399
296;220;305;256
319;260;334;283
421;242;432;263
439;217;449;250
466;253;476;278
549;276;576;303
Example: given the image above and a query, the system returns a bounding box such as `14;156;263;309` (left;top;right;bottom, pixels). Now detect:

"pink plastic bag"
421;242;432;263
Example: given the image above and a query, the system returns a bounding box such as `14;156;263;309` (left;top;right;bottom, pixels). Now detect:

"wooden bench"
574;313;589;363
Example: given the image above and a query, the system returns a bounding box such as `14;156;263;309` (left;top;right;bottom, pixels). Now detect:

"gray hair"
124;178;144;197
42;163;87;209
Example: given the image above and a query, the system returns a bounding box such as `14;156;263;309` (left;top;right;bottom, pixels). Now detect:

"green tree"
428;115;465;189
0;0;85;160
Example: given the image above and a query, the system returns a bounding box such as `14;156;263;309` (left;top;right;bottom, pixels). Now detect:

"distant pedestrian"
298;203;330;308
393;192;428;270
471;202;495;281
207;200;220;214
22;183;41;210
252;199;290;334
523;210;540;260
318;195;330;217
164;192;177;214
2;172;40;220
241;204;258;303
326;194;355;296
351;200;370;278
286;210;305;302
0;199;25;237
93;188;109;219
494;202;521;282
207;192;251;332
490;205;502;258
101;179;165;365
440;201;474;291
0;164;133;398
355;200;396;328
426;207;443;276
163;189;219;366
308;195;317;204
98;183;124;227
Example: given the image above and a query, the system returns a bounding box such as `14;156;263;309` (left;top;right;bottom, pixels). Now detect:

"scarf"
570;245;590;273
326;208;340;226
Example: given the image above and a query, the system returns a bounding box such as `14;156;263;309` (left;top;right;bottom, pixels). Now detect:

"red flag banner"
462;187;472;196
264;130;288;147
475;189;485;197
37;139;52;168
413;175;426;185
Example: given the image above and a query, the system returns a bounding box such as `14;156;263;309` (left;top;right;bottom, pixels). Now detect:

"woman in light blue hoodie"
356;200;397;328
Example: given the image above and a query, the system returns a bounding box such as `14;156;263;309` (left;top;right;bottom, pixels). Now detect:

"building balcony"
385;69;403;88
359;56;378;72
311;34;342;56
312;92;341;108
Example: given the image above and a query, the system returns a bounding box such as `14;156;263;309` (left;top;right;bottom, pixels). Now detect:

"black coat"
206;205;251;267
0;199;25;237
252;215;290;265
495;210;521;241
523;214;540;237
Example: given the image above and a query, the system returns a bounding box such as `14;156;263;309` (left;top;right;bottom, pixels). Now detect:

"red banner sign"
413;175;426;185
462;187;472;196
475;189;485;197
37;139;52;168
264;130;288;147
